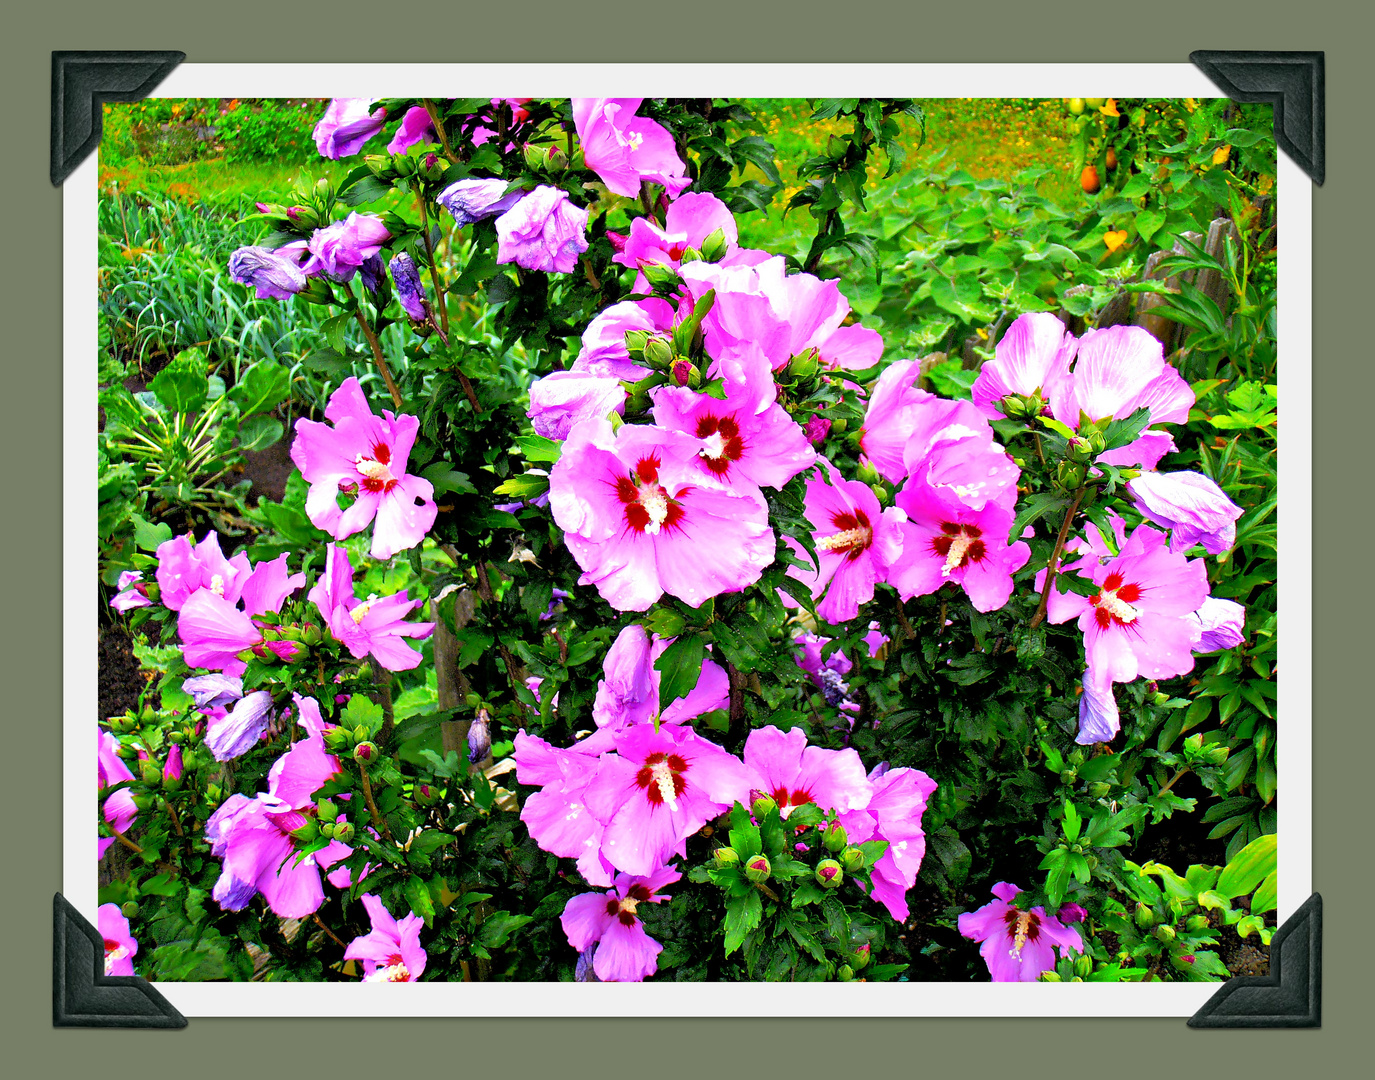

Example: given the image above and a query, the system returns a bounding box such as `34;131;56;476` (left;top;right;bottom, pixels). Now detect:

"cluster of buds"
996;391;1046;421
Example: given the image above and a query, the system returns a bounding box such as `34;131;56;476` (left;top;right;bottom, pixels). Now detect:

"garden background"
5;4;1369;1074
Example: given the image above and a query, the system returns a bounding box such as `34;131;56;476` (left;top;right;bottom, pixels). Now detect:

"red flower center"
605;883;654;926
615;455;688;536
817;509;874;561
635;752;689;809
694;415;745;475
355;441;399;494
930;522;986;576
1092;571;1142;628
1003;908;1042;959
666;243;687;261
770;786;814;819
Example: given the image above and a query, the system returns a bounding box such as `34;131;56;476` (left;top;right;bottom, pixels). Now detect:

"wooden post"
1133;231;1203;355
434;587;476;756
1194;218;1241;316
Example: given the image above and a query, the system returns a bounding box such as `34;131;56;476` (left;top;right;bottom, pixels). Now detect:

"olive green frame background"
7;3;1369;1075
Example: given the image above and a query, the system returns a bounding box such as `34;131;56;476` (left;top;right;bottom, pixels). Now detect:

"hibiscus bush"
97;95;1278;984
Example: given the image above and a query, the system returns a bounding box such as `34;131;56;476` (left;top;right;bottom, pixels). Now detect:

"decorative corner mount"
50;50;186;187
1189;50;1324;185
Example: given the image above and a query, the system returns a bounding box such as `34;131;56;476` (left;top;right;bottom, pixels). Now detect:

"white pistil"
209;574;226;596
104;945;128;975
638;484;670;535
649;760;680;811
1009;911;1034;961
366;962;411;982
941;534;975;577
699;431;727;461
619;896;640;916
818;526;871;553
1097;587;1140;624
350;593;381;625
355;455;396;484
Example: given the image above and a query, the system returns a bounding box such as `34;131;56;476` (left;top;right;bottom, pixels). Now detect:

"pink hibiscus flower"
560;866;680;982
549;419;775;612
958;882;1084;981
572;98;690;199
344;894;428;982
836;763;938;921
290;377;437;559
98;903;139;976
741;726;872;820
308;544;434;671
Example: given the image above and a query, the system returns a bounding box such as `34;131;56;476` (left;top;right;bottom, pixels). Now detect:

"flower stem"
1158;767;1190;797
353;310;403;411
416;194;451;340
313;914;348;951
358;766;393;842
110;825;143;855
1030;486;1087;629
422;99;461;165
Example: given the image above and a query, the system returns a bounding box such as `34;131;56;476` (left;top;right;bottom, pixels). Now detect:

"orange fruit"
1105;148;1118;170
1080;165;1101;194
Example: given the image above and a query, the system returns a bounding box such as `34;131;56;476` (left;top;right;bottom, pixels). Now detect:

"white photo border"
66;62;1312;1016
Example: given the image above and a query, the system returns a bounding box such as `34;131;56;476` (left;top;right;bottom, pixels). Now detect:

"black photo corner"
56;47;1322;1029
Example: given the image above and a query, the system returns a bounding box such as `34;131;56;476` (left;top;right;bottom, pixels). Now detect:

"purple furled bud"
436;177;524;228
266;640;304;663
229;243;309;301
803;414;832;446
467;709;491;765
162;744;184;784
358;253;386;295
1058;902;1088;924
575;944;601;982
605;230;628;254
389;252;429;323
314;98;386;159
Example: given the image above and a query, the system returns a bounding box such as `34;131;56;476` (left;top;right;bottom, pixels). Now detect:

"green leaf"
229;360;291;417
514;434;562;462
404;875;436;927
476;911;533;949
148;350;209;414
132;514;173;552
1010;491;1070;544
653;633;705;714
1135;209;1166;244
728;802;762;861
724;889;763;955
340;695;385;739
1217;833;1277;899
1063;800;1082;842
237;415;284;453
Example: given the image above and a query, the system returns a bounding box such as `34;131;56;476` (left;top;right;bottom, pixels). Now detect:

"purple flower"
1076;671;1120;745
386;106;434;155
314;98;386;159
515;731;615;887
614;191;739;291
549;419;775;612
388;252;429;323
572;98;690;199
836;764;937;921
289;377;437;559
560;867;679;982
436;177;524;227
526;370;627;441
110;570;152;612
1058;902;1088;924
1127;470;1244;555
302;213;392;282
358;253;386;296
182;673;244;712
163;744;184;783
204;689;274;761
494;185;589;275
958;882;1084;981
1193;596;1247;652
803;414;832;446
308;544;434;671
175;554;306;676
98;904;138;976
468;709;491;764
229;242;310;301
345;894;427;981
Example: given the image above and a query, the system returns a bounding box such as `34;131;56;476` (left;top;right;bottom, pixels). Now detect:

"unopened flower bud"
1067;435;1094;462
699;227;729;262
415;783;439;806
745;855;771;883
1088;781;1112;799
851;943;871;970
998;394;1032;420
1186;914;1211;932
468;709;491;765
393;154;417;177
299;276;336;306
751;793;778;820
837;964;855;982
319;821;336;839
300;624;324;646
139;760;162;785
333;821;355;844
316;799;340;823
314;177;332;199
205;783;223;805
289;819;320;844
623;329;651;358
1040;970;1063;982
365;154;397;179
354;741;377;763
324;727;352;754
788;349;820;381
816;860;843;888
1057;460;1088;489
354;725;370;744
1154;924;1176;943
643;337;674;371
822;821;848;853
1087;429;1107;454
678;246;702;265
120;901;139;920
670;359;701;389
641;262;681;291
1074;955;1094;977
1134;902;1156;929
803;414;831;445
713;847;740;868
840;847;865;874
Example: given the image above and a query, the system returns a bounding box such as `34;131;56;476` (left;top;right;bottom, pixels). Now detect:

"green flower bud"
1059;768;1077;784
713;847;740;868
826;134;848;161
745;855;772;883
830;418;848;434
998;394;1032;420
1056;459;1088;490
394;154;418;177
1040;970;1063;982
623;330;651;358
354;725;370;744
545;146;568;172
319;822;336;839
643;336;674;371
679;246;702;265
816;859;843;888
120;900;140;919
365;154;397;179
1186;914;1211;933
1088;781;1112;799
837;964;855;982
869;483;890;506
699;227;729;262
131;792;155;812
751;794;778;820
354;741;378;763
314;177;332;199
840;847;866;874
1067;435;1094;462
522;144;550;171
166;730;185;745
822;821;848;853
415;783;440;806
641;263;681;291
205;783;223;805
300;623;324;646
465;692;483;709
324;727;352;754
316;799;340;823
1154;924;1176;943
1135;903;1156;929
1087;429;1107;455
333;821;356;844
788;349;820;381
1074;955;1094;978
851;943;872;971
139;760;162;785
299;277;336;306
